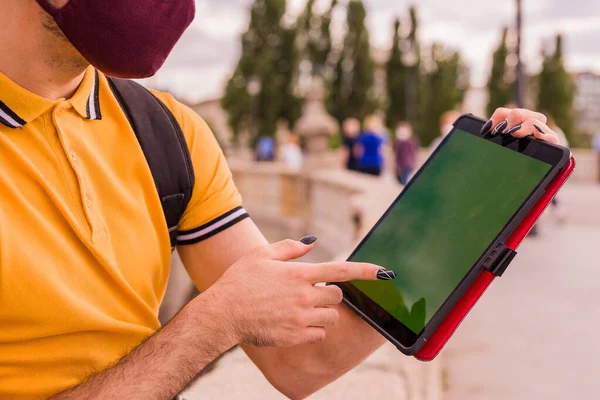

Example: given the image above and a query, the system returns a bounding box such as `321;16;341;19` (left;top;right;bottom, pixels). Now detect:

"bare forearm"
51;291;236;400
245;303;386;399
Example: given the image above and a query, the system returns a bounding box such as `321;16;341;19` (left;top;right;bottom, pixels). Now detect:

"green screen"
351;130;551;334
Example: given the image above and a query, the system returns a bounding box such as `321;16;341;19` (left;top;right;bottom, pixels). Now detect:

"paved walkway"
444;182;600;399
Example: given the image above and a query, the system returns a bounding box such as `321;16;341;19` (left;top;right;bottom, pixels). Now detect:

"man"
0;1;561;399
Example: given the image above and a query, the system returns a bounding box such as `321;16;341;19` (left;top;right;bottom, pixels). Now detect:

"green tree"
327;0;375;124
385;18;406;130
298;0;337;77
221;68;251;141
222;0;301;142
279;26;303;128
417;44;469;145
315;0;338;77
537;34;577;140
404;6;422;127
487;27;514;116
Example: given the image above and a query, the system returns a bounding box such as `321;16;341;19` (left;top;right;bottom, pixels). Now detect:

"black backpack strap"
107;77;195;249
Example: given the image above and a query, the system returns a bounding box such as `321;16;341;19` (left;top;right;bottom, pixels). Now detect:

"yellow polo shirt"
0;67;247;399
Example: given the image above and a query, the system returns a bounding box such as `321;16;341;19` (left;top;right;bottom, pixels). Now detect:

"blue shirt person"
356;115;386;176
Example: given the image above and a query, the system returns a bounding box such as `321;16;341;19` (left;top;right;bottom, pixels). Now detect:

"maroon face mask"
36;0;195;78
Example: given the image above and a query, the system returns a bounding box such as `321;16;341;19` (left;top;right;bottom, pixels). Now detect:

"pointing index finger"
303;261;391;284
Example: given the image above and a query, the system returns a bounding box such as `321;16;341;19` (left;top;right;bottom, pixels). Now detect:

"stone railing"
230;147;597;184
228;160;400;259
230;148;597;254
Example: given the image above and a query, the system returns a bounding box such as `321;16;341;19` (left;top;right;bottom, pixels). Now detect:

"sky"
140;0;598;104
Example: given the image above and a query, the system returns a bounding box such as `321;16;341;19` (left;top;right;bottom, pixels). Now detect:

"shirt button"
69;150;78;162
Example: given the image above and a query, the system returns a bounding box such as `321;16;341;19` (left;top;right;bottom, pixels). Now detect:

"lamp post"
515;0;524;108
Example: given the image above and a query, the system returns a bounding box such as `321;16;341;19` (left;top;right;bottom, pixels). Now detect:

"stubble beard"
40;11;89;74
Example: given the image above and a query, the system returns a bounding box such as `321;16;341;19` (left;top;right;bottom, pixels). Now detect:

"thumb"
267;236;317;261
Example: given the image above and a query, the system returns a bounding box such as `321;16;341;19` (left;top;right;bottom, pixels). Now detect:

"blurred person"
594;131;600;183
356;115;387;176
281;133;304;171
255;135;275;162
393;122;420;185
430;110;461;151
0;1;562;399
341;117;361;171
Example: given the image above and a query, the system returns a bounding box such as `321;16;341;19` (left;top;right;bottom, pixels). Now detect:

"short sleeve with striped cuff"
152;92;249;245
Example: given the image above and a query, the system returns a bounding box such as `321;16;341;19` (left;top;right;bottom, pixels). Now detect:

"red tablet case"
414;156;576;362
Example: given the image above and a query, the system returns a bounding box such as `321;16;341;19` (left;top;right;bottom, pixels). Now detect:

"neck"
0;2;88;100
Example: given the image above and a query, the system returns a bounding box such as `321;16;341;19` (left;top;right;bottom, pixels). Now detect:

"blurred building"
574;72;600;134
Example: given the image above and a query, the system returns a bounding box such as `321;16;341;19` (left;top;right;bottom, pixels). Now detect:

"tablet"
333;114;571;355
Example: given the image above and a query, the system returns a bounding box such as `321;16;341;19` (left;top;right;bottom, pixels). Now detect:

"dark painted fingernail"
533;124;546;134
376;269;397;280
491;120;508;135
299;235;318;245
505;124;522;135
480;119;493;134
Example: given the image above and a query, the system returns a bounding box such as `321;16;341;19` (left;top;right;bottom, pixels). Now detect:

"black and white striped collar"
69;68;103;122
0;100;26;129
0;67;103;129
83;69;102;121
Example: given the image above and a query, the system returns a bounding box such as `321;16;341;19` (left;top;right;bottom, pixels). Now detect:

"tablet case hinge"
482;244;518;277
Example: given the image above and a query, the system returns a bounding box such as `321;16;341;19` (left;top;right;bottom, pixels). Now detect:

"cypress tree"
314;0;337;77
221;65;251;141
327;0;375;124
537;34;577;139
405;6;421;127
298;0;337;79
279;26;303;128
417;44;469;145
222;0;300;141
486;27;514;116
385;18;406;130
